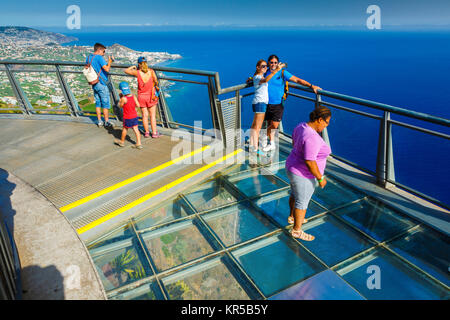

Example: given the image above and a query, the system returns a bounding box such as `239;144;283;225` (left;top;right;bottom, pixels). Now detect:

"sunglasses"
260;65;268;68
269;61;278;64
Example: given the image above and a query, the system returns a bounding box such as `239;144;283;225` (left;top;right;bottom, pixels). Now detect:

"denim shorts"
286;168;317;210
93;82;111;109
252;102;267;114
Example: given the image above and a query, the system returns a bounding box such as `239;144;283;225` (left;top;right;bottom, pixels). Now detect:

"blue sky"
1;0;450;28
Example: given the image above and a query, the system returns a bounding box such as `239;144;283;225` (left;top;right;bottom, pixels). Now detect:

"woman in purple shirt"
285;106;332;241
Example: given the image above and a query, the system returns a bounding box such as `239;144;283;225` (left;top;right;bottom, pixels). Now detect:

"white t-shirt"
252;75;268;105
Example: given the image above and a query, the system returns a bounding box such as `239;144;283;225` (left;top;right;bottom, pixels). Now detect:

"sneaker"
261;136;269;148
104;121;113;128
144;132;150;138
97;120;104;127
249;146;258;153
262;141;276;152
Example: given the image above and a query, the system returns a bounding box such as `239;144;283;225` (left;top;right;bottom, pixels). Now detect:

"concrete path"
0;169;106;300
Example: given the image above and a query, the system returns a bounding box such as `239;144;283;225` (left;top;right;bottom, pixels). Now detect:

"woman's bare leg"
149;106;157;134
250;113;265;149
293;208;307;231
141;107;149;134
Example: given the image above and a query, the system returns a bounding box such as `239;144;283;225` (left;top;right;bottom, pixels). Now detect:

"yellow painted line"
60;145;210;213
77;148;243;235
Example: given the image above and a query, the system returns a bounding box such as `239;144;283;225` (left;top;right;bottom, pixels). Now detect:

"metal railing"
0;219;21;300
229;79;450;209
0;60;227;143
0;59;449;209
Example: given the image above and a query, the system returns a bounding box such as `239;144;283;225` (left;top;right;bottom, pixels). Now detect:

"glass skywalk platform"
87;151;450;300
1;59;448;300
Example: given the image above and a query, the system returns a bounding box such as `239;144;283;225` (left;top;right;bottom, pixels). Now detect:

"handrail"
220;79;450;127
0;59;218;77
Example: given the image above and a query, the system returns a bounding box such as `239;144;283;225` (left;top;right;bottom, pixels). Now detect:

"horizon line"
3;23;450;29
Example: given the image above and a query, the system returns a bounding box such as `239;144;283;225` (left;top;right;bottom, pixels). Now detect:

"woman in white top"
250;59;285;152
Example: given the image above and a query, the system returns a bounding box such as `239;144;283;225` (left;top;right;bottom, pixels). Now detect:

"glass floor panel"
336;247;449;300
332;198;418;242
263;161;289;183
232;233;326;297
312;175;365;209
162;256;250;300
228;168;288;198
134;196;193;231
386;226;450;287
254;190;326;227
269;270;365;300
109;281;162;300
183;179;240;213
90;236;152;292
202;201;278;247
85;153;450;300
302;215;375;267
141;219;215;272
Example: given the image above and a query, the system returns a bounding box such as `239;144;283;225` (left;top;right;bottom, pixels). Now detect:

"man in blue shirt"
85;43;114;127
262;54;321;152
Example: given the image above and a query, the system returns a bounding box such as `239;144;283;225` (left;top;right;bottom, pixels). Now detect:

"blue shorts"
286;169;317;210
252;102;267;114
123;117;139;129
92;82;111;110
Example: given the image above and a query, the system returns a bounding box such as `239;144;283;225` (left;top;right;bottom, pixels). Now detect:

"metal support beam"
316;93;331;147
207;76;225;145
107;76;121;121
376;111;395;186
155;72;172;128
55;65;81;117
4;64;33;115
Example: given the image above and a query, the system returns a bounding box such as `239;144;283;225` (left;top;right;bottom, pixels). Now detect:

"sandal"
291;229;315;241
287;216;308;224
132;144;143;149
114;139;125;147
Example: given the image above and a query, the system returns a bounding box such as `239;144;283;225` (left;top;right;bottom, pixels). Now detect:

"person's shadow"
0;168;65;300
104;122;136;144
0;168;16;236
20;265;65;300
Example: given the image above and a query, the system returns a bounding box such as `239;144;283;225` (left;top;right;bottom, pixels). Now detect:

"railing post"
155;72;172;128
55;65;81;117
316;93;331;147
107;75;121;121
235;89;242;147
4;64;33;115
376;111;395;186
386;117;396;183
207;76;226;145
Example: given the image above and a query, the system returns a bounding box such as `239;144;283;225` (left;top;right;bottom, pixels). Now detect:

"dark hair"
309;106;331;122
94;43;106;51
267;54;279;63
253;59;266;76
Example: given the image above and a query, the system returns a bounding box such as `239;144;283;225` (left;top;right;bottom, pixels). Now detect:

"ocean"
53;27;450;204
